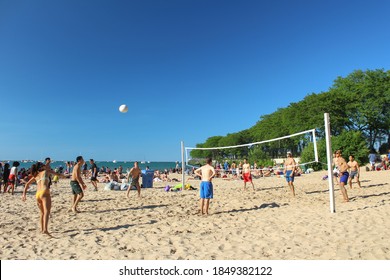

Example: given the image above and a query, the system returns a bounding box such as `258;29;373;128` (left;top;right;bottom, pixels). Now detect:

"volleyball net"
183;129;318;172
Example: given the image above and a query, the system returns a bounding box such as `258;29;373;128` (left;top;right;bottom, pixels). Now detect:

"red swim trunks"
8;174;16;186
243;173;252;182
8;174;16;183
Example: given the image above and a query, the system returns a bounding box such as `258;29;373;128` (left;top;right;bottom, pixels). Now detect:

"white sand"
1;169;389;260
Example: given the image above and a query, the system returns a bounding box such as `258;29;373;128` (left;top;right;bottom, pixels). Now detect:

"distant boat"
140;161;145;164
147;161;151;163
113;160;117;163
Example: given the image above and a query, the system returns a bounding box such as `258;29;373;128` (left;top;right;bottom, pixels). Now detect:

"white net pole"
324;113;336;213
181;141;185;191
312;129;318;162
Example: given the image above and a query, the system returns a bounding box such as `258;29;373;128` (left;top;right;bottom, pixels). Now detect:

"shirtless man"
242;158;255;191
194;157;216;215
335;150;349;202
348;155;361;189
70;156;87;213
284;152;297;196
231;161;237;176
126;161;142;198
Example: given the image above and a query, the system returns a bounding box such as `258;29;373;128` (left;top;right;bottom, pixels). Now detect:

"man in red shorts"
242;158;255;191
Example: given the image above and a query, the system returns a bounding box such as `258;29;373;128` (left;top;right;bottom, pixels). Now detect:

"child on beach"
194;157;216;215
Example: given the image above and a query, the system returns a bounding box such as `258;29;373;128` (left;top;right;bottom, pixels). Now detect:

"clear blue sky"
1;0;389;161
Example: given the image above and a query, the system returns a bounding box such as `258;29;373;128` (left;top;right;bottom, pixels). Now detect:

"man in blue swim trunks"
195;157;216;215
335;150;349;202
284;152;297;196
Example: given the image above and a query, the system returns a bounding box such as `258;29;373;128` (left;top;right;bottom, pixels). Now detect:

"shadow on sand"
214;202;287;215
63;220;158;235
94;204;169;214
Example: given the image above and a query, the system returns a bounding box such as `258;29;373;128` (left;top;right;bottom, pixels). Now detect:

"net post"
181;141;185;191
324;113;336;213
312;129;318;162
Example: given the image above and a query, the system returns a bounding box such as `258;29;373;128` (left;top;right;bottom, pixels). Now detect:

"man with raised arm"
195;157;216;215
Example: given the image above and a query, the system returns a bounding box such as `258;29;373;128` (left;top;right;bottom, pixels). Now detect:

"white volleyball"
119;104;128;113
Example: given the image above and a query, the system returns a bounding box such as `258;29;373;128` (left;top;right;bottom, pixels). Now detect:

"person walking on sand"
7;161;20;195
194;157;216;215
44;157;54;187
284;152;297;196
0;163;3;193
69;156;88;213
2;163;10;193
89;159;99;191
126;161;142;198
242;158;255;191
335;150;349;202
348;155;361;189
368;150;377;171
22;162;66;236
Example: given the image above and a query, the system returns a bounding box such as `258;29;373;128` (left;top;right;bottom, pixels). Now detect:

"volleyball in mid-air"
119;104;128;113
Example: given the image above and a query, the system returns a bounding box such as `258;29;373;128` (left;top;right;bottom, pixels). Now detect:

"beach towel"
104;183;112;191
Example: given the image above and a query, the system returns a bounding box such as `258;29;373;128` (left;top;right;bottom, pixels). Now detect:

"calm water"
4;161;179;172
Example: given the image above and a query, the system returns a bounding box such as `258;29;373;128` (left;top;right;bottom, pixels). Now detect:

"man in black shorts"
89;159;98;191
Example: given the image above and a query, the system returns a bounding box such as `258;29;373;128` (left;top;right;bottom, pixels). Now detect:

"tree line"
190;69;390;168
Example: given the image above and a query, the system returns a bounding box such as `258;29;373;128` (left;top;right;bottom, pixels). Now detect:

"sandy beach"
1;169;389;260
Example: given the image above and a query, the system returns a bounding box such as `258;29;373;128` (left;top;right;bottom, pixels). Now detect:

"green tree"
192;69;390;169
331;130;369;165
330;69;390;148
301;130;369;170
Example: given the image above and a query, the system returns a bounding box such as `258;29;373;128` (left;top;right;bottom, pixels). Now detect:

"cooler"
142;170;154;188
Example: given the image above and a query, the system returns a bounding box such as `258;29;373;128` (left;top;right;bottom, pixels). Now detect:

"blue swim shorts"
285;170;294;182
340;172;349;184
200;181;213;199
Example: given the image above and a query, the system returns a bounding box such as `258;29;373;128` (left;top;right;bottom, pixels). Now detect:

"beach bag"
120;183;128;191
113;182;120;191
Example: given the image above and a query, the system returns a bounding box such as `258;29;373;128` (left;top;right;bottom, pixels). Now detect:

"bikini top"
36;170;50;185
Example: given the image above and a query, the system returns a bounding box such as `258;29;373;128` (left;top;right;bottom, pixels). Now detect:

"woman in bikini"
22;162;64;236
